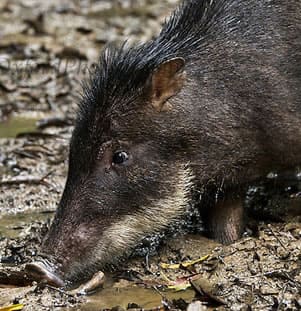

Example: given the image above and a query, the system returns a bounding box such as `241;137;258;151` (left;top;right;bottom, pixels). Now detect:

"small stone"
187;301;208;311
260;285;279;295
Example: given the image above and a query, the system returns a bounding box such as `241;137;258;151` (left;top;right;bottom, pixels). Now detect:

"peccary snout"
25;260;64;287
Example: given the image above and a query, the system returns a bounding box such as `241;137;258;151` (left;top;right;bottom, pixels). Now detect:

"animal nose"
25;261;64;287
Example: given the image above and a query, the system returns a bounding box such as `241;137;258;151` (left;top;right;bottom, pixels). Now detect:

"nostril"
25;262;64;287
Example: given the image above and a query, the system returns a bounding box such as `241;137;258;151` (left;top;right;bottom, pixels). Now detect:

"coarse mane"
78;0;229;122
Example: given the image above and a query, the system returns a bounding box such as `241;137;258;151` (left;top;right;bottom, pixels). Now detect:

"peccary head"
26;45;196;285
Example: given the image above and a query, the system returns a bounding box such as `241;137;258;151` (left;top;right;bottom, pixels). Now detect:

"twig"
0;171;54;189
44;284;75;298
267;225;287;250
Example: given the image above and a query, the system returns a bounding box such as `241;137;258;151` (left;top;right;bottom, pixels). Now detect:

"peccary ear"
148;57;186;112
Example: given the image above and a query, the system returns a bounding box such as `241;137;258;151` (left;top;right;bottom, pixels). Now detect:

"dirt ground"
0;0;300;310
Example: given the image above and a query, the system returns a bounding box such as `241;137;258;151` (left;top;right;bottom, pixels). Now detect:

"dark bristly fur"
79;0;228;122
26;0;301;286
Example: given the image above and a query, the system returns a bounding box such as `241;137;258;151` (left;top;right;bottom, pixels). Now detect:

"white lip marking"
65;165;194;280
96;166;193;264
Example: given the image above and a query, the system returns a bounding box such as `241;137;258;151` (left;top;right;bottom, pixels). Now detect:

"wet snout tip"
25;262;64;287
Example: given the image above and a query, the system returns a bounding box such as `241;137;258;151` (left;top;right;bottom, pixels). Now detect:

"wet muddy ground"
0;0;300;310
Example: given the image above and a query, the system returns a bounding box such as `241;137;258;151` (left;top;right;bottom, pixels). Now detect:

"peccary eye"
112;151;129;165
